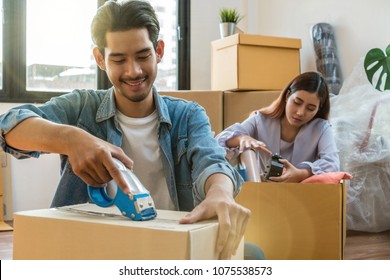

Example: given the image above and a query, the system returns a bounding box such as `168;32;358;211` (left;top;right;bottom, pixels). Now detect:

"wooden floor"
1;220;390;260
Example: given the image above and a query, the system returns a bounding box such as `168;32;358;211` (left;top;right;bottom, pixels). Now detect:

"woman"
216;71;340;182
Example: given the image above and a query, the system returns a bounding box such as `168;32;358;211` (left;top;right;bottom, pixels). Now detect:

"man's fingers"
79;172;107;187
112;153;134;170
104;158;130;193
232;207;251;254
216;210;231;259
179;203;207;224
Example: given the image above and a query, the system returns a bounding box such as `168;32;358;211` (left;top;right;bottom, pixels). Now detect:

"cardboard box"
0;156;12;231
235;181;346;260
13;203;243;260
160;90;223;134
223;90;280;128
211;34;301;91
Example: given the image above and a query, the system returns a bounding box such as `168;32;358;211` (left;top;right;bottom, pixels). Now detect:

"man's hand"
64;128;134;193
179;174;251;259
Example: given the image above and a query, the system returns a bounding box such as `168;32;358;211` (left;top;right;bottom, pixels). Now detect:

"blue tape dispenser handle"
87;158;157;221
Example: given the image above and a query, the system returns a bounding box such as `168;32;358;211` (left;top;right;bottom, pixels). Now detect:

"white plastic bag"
330;58;390;232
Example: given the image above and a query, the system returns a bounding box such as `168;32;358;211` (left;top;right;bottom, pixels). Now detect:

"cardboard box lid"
212;33;302;51
235;181;346;260
13;204;244;260
14;203;215;231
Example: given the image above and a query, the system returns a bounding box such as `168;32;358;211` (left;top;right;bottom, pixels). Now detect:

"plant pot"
219;22;236;38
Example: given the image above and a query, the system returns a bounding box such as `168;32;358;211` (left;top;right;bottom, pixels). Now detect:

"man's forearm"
4;117;80;155
205;173;234;197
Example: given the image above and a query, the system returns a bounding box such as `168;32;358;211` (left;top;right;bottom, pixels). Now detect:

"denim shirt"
0;87;243;210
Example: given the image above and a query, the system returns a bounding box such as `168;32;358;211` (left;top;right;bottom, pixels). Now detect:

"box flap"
341;180;347;259
189;223;218;259
212;34;302;51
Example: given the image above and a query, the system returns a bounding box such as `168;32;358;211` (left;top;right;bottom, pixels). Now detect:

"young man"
0;0;253;259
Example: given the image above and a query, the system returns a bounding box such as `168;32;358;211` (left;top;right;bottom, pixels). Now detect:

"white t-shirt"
116;110;175;210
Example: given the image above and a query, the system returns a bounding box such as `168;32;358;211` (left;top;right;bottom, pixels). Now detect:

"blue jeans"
244;242;266;260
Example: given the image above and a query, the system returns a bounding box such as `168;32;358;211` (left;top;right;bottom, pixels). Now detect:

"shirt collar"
95;87;116;123
95;86;172;129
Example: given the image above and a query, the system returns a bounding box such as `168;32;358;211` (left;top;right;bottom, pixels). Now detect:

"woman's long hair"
255;72;330;120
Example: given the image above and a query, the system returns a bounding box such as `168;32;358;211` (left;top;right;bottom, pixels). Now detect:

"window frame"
0;0;190;103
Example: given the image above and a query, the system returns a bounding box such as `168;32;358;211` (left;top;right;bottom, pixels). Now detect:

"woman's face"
285;90;320;128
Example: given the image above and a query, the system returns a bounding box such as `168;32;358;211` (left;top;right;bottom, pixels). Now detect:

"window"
0;0;189;103
26;0;97;93
0;1;2;90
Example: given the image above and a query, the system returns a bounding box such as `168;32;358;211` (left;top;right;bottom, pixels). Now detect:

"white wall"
0;103;60;217
191;0;390;89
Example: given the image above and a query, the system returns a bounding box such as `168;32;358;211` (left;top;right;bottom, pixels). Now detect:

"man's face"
94;28;164;115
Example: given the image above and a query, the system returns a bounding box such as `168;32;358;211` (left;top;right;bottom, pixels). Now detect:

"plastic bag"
330;58;390;232
311;23;343;95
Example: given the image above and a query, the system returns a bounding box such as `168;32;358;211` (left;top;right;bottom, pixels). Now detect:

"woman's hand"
228;135;271;155
268;159;312;182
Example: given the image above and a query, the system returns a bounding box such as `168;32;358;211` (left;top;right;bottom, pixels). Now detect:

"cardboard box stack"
211;34;347;260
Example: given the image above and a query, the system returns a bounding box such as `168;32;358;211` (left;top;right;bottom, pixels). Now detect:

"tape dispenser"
87;158;157;221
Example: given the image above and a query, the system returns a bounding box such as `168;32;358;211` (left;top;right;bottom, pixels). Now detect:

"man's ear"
156;40;165;63
93;47;106;70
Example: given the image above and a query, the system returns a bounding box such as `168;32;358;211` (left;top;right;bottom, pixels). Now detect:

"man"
0;0;252;259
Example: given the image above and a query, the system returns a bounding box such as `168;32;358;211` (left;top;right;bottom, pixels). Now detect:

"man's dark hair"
91;0;160;53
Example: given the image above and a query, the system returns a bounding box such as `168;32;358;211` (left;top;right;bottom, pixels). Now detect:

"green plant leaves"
219;8;242;23
364;44;390;91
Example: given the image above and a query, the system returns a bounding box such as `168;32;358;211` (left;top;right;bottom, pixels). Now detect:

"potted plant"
364;44;390;91
218;7;243;38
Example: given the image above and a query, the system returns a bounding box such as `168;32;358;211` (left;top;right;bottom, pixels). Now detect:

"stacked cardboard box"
211;34;301;128
211;34;301;91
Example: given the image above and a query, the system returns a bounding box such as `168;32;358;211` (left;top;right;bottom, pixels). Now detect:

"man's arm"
4;117;133;193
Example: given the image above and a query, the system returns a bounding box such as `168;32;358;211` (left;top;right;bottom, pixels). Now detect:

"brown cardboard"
160;90;223;134
0;155;12;231
223;90;280;128
13;203;243;260
0;157;2;195
211;34;301;91
235;181;346;260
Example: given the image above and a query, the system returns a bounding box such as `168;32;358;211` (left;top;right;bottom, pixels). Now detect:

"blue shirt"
0;87;243;210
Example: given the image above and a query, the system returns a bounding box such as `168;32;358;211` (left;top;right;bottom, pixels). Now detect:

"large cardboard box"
13;203;243;260
223;90;280;128
160;90;223;134
235;181;346;260
211;34;301;91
